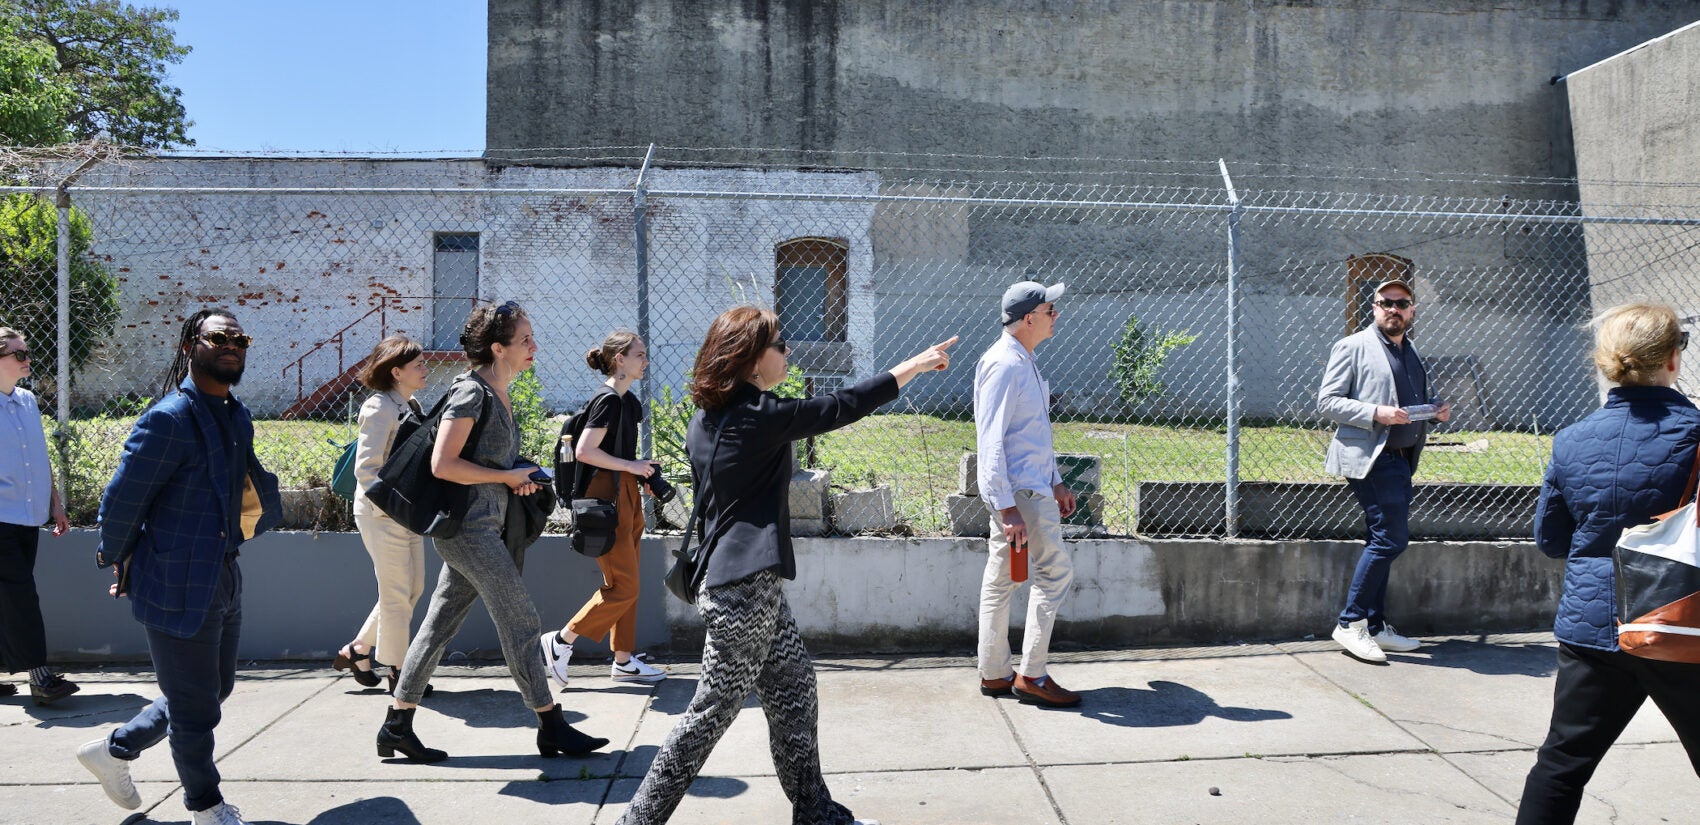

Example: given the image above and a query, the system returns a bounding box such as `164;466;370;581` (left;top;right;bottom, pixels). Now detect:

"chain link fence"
4;146;1697;538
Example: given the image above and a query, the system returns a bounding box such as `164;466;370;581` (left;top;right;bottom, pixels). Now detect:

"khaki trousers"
568;472;644;652
353;511;427;668
978;489;1073;680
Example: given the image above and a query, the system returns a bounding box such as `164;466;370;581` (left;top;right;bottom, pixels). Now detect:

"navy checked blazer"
97;377;282;638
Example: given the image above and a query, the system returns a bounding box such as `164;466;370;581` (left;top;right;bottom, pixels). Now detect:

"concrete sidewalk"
4;633;1695;824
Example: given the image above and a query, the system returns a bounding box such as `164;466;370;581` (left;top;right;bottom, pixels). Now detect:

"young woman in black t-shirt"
540;331;669;685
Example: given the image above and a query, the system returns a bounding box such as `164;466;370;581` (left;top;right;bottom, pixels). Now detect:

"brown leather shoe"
980;674;1016;697
1013;674;1081;708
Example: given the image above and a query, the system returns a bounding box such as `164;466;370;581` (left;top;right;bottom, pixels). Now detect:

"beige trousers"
978;489;1074;680
353;511;427;668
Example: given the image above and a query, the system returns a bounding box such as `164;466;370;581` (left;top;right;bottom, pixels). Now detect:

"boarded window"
432;233;479;350
776;239;848;343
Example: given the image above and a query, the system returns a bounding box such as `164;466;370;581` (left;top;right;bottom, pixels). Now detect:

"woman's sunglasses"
769;339;789;355
199;331;254;350
6;348;29;363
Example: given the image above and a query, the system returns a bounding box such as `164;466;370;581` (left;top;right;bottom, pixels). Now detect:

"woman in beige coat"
333;335;432;694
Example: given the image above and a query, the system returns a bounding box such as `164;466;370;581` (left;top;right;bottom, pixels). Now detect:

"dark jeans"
1516;643;1700;825
1338;449;1413;634
109;557;243;813
0;521;47;674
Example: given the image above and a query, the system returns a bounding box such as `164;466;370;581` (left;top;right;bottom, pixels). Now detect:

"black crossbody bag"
570;394;628;558
665;409;731;604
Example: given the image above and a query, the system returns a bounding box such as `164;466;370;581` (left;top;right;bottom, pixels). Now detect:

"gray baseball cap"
1000;280;1066;325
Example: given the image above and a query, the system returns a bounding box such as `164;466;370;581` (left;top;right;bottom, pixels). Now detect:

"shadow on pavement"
305;795;423;824
19;692;151;727
421;687;591;728
1385;639;1558;677
1077;681;1293;727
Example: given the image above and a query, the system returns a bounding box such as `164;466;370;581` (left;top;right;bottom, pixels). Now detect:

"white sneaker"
191;802;247;825
854;819;881;825
1332;619;1387;663
611;657;667;683
540;632;572;686
1373;623;1421;653
76;737;141;810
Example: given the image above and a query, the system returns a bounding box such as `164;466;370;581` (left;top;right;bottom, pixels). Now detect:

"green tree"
1110;313;1196;408
0;10;74;144
0;191;120;399
6;0;192;149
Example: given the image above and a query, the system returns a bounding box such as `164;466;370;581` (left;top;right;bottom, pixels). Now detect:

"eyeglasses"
494;300;521;317
1681;331;1690;352
769;339;789;355
1374;298;1415;310
199;331;254;350
5;348;29;363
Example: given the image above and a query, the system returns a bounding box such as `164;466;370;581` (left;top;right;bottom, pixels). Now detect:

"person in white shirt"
973;281;1081;709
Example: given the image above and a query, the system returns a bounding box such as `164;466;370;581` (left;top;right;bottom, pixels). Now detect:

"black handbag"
570;392;628;558
365;377;492;538
665;409;729;604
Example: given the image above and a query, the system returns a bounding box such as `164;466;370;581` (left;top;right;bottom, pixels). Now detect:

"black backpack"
366;377;492;538
551;387;617;504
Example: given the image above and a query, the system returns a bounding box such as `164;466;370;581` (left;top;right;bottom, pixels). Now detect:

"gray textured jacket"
1317;327;1428;480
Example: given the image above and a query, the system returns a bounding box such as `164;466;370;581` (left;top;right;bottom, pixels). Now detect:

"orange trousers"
567;471;644;651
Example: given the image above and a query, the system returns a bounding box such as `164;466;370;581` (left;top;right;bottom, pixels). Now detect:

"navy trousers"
109;557;243;813
1338;449;1413;634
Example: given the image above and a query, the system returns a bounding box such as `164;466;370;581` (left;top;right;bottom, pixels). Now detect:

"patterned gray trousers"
618;570;856;825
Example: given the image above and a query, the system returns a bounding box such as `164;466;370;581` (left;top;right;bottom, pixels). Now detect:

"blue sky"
164;1;485;154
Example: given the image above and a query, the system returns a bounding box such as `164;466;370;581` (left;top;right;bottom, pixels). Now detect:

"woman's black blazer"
687;373;900;589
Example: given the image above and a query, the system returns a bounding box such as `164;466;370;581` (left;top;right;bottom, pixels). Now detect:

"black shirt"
690;373;901;589
1376;329;1429;451
200;392;247;554
584;389;643;461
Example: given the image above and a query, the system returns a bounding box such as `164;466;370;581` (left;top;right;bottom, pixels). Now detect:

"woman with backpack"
376;302;608;763
540;331;669;687
332;335;432;695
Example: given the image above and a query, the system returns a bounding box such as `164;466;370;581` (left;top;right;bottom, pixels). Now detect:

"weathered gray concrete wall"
1566;19;1700;394
660;536;1562;652
38;531;1559;661
489;0;1695;177
36;530;670;662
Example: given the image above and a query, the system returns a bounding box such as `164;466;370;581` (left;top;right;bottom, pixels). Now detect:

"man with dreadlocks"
75;309;281;825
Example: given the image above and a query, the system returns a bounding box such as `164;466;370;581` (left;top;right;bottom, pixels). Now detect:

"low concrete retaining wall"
36;529;669;663
664;536;1564;651
35;531;1561;662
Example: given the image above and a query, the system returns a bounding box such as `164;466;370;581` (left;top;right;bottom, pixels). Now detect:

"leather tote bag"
665;410;729;604
1614;447;1700;663
366;378;491;538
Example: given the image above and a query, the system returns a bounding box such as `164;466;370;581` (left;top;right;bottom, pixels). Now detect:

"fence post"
52;183;75;504
1218;159;1243;538
633;143;656;461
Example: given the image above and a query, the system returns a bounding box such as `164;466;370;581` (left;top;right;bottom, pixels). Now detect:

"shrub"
1110;313;1196;408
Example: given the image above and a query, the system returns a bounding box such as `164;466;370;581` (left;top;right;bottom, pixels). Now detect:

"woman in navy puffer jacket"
1517;303;1700;825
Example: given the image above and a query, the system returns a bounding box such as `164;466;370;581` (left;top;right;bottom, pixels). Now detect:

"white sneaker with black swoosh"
611;657;667;683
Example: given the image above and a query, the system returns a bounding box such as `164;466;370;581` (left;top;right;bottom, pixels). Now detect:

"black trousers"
0;521;47;674
1516;642;1700;824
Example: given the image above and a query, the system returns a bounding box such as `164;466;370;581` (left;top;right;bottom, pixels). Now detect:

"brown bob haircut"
690;306;780;410
358;335;424;392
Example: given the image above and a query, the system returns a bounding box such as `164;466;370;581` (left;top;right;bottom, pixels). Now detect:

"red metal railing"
283;295;478;408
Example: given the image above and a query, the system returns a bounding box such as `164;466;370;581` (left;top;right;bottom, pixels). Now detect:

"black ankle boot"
536;704;609;758
377;706;447;763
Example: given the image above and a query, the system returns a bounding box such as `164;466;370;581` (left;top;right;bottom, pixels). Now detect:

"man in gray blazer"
1318;278;1450;663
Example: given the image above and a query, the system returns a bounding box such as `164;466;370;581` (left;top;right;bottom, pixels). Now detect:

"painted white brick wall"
68;159;879;416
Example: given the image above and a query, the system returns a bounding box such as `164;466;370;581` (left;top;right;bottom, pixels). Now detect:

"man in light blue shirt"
974;281;1081;709
0;328;77;705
